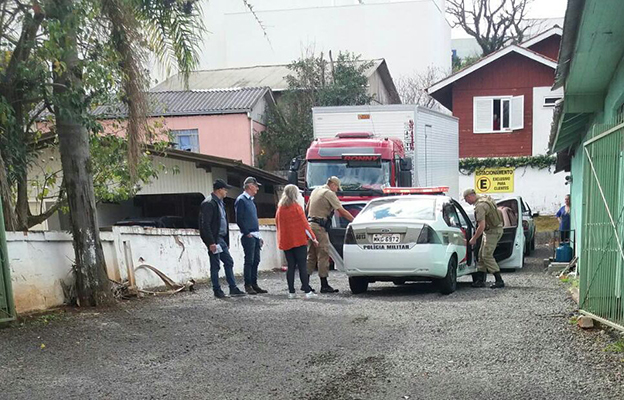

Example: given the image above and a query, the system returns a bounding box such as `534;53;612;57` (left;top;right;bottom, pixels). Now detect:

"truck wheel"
531;237;536;251
437;256;457;295
349;277;369;294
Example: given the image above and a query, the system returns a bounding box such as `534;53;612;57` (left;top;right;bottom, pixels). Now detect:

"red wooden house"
428;27;563;158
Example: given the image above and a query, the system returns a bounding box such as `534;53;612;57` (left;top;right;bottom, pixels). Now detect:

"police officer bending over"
307;176;354;293
463;188;505;289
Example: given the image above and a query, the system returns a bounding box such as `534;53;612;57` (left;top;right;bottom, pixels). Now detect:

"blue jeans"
241;235;261;286
209;238;237;293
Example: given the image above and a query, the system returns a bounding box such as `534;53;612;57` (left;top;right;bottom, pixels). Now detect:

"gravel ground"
1;246;624;400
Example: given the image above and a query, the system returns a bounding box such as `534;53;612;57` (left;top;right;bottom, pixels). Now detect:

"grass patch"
20;310;67;327
604;338;624;353
559;275;579;287
568;316;579;325
535;215;560;232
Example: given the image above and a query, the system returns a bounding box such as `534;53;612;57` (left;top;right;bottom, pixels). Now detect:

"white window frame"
543;96;562;108
473;95;524;134
171;129;200;152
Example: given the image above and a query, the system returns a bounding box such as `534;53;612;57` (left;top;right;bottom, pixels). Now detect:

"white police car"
339;188;524;295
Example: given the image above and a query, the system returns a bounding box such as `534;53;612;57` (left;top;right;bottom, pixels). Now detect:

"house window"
172;129;199;152
543;96;562;107
473;96;524;133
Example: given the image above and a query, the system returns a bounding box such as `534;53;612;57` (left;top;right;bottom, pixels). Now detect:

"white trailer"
312;105;460;198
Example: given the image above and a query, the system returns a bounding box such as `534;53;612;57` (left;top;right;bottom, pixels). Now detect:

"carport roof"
152;146;288;186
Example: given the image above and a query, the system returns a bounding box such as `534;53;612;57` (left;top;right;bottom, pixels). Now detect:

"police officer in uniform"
463;188;505;289
306;176;354;293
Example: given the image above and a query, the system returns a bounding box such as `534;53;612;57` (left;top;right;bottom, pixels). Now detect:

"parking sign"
474;168;514;193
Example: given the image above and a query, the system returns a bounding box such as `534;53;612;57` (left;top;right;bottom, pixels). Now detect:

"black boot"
471;271;486;288
320;277;339;293
490;272;505;289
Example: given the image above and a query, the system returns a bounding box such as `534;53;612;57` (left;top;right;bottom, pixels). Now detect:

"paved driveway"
1;246;623;400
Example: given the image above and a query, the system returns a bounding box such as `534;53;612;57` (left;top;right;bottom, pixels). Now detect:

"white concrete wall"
459;166;569;215
188;0;451;81
6;225;282;314
7;231;76;313
532;86;563;155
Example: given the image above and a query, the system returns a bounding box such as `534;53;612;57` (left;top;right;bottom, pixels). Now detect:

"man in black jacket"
199;179;246;298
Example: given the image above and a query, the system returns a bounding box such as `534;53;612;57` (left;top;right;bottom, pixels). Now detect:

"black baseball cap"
243;176;262;187
213;179;232;190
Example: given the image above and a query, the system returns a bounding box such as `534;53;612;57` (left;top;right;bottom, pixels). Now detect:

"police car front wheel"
349;277;369;294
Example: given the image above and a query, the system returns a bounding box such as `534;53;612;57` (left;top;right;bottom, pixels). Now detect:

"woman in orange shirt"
276;185;319;299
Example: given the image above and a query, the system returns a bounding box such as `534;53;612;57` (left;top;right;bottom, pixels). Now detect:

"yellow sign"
474;168;514;193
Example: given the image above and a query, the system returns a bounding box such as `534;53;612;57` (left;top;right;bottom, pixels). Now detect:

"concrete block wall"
6;225;282;314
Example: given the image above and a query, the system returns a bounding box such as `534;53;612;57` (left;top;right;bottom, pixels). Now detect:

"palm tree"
46;0;205;306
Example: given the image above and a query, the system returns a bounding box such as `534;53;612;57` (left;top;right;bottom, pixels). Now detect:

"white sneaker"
288;293;297;299
304;292;318;299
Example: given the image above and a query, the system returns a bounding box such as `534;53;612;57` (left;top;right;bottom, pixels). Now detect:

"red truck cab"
289;132;413;202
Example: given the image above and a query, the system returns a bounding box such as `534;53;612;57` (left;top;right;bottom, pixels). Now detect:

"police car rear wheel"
438;256;458;295
349;277;369;294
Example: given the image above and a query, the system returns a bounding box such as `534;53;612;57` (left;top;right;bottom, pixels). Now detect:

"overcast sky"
451;0;568;38
529;0;567;18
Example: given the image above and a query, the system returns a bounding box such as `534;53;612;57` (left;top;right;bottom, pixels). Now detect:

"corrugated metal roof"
91;87;270;118
151;60;385;92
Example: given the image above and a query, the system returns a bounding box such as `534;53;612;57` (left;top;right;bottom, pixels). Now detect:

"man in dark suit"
199;179;246;298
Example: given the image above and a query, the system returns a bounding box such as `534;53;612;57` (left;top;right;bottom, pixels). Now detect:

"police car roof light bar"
382;186;449;195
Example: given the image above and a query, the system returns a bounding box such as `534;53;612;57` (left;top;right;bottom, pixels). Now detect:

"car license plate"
372;234;400;244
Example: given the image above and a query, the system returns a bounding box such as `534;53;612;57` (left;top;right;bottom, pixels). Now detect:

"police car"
339;187;525;295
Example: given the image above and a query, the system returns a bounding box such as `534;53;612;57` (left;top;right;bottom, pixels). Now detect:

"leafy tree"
451;53;480;72
259;52;374;170
0;0;205;306
447;0;534;56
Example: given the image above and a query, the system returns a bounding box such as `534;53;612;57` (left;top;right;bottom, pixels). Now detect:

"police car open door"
495;197;525;269
328;202;367;272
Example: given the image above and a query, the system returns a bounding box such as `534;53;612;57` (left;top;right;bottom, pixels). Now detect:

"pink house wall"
164;114;254;165
41;113;262;166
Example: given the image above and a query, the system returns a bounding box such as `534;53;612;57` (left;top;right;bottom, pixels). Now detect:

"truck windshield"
307;161;391;190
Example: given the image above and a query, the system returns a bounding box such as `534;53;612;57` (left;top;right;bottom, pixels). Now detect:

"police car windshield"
306;161;390;190
357;198;436;222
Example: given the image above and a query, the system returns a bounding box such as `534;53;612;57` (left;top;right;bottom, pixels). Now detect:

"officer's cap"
463;188;476;198
327;176;342;190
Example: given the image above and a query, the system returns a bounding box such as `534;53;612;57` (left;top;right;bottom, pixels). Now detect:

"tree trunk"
0;150;17;231
51;0;112;306
15;167;29;230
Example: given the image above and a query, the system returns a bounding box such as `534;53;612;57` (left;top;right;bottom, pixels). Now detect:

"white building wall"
191;0;451;81
459;167;569;215
7;225;282;313
532;86;563;155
